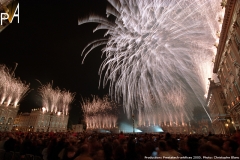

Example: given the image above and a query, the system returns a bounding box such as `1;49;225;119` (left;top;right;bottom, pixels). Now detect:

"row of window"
217;11;240;110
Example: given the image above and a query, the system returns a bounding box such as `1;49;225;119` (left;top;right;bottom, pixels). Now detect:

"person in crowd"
125;137;138;160
158;140;172;157
198;143;221;156
113;145;125;160
103;142;113;160
1;131;240;160
61;146;78;160
74;144;93;160
0;136;8;149
4;133;17;152
222;139;239;156
166;140;182;157
183;136;199;156
20;135;33;156
118;131;125;142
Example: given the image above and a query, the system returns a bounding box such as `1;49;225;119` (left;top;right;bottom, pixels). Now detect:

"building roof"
20;113;30;116
213;0;237;73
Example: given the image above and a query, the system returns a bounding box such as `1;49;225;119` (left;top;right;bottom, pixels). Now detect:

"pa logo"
1;1;19;25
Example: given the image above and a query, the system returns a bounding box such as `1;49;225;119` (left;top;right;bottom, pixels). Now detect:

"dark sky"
0;0;112;124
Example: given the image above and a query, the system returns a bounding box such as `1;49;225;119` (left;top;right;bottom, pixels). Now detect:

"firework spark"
79;0;224;124
38;83;75;115
82;95;118;129
0;64;30;107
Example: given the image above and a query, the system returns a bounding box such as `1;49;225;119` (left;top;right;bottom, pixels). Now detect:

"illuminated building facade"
213;0;240;132
206;80;230;134
14;108;69;132
0;103;19;131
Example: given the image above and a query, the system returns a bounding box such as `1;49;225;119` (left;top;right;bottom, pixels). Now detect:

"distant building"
206;80;230;134
160;123;190;134
0;103;19;131
13;112;30;131
213;0;240;132
14;108;69;132
194;119;212;134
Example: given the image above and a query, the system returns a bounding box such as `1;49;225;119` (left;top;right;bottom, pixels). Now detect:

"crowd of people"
0;130;240;160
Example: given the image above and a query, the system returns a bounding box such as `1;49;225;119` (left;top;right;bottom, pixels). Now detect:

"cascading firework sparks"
82;96;118;129
78;0;224;124
38;83;75;115
0;64;30;107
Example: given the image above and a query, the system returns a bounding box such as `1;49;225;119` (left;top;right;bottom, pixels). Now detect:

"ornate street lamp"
225;123;229;134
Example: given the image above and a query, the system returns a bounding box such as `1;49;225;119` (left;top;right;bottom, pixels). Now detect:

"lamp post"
132;115;135;134
225;123;229;134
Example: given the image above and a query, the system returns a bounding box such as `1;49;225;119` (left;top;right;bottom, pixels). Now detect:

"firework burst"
79;0;224;124
0;64;30;107
82;95;118;129
38;83;75;115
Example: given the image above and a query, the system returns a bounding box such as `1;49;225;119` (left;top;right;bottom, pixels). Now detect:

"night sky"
0;0;113;124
